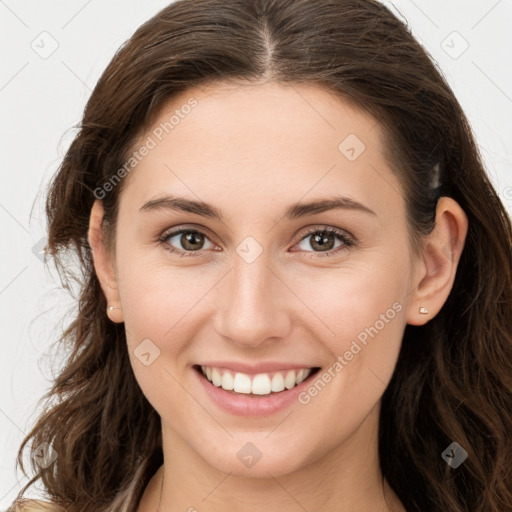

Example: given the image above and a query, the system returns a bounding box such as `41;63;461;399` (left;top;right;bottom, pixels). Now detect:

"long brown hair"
10;0;512;511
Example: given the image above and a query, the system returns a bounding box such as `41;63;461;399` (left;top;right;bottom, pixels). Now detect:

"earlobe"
406;197;468;326
87;200;124;323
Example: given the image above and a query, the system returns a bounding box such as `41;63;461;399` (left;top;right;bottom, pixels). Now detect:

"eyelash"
157;225;355;259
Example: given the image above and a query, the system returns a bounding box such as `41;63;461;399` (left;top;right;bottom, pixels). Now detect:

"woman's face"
103;81;422;477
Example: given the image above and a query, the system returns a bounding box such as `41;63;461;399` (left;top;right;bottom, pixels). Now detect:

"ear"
87;199;124;323
406;196;468;326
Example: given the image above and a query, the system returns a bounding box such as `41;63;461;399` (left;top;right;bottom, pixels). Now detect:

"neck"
148;405;404;512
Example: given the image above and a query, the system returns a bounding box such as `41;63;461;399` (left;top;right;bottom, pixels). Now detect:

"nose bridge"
212;245;290;347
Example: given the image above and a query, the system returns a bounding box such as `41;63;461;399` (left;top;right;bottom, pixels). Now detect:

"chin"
200;442;315;479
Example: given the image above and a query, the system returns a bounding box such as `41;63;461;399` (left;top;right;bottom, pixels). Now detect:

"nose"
212;253;292;349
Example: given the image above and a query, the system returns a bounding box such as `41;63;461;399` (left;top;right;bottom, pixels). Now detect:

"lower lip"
193;366;320;417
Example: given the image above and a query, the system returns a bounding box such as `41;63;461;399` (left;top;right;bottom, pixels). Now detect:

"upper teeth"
200;366;313;395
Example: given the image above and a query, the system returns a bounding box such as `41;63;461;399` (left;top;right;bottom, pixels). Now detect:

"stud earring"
419;307;428;315
106;305;118;315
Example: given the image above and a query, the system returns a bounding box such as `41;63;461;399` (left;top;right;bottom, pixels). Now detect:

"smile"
192;362;322;416
194;364;320;394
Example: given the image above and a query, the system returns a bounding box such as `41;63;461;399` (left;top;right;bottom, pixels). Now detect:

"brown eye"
295;227;354;256
160;229;215;255
158;225;355;259
307;232;336;251
179;231;206;251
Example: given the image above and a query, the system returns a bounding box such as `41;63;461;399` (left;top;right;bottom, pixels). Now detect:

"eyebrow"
139;195;377;221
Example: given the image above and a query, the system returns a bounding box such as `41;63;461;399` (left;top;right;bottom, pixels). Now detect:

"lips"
200;364;320;395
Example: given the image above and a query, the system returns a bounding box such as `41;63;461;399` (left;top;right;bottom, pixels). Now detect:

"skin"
88;81;468;511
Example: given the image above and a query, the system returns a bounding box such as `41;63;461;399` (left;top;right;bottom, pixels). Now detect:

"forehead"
119;81;404;225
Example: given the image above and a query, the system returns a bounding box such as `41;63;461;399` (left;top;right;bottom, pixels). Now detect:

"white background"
1;0;511;507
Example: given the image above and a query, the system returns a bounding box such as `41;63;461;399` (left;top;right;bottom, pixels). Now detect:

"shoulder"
7;499;66;512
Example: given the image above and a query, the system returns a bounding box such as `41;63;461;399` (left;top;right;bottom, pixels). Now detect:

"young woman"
9;0;512;511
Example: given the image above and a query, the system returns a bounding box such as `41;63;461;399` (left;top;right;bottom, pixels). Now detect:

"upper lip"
195;361;320;375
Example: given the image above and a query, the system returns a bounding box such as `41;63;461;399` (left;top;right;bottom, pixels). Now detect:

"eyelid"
159;223;221;244
294;225;355;244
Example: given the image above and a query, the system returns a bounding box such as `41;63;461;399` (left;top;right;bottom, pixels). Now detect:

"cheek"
295;263;406;401
116;252;208;339
123;299;193;418
292;261;405;344
117;263;198;404
297;292;405;449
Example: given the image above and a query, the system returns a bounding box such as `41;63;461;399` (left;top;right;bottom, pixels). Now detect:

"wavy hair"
9;0;512;511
